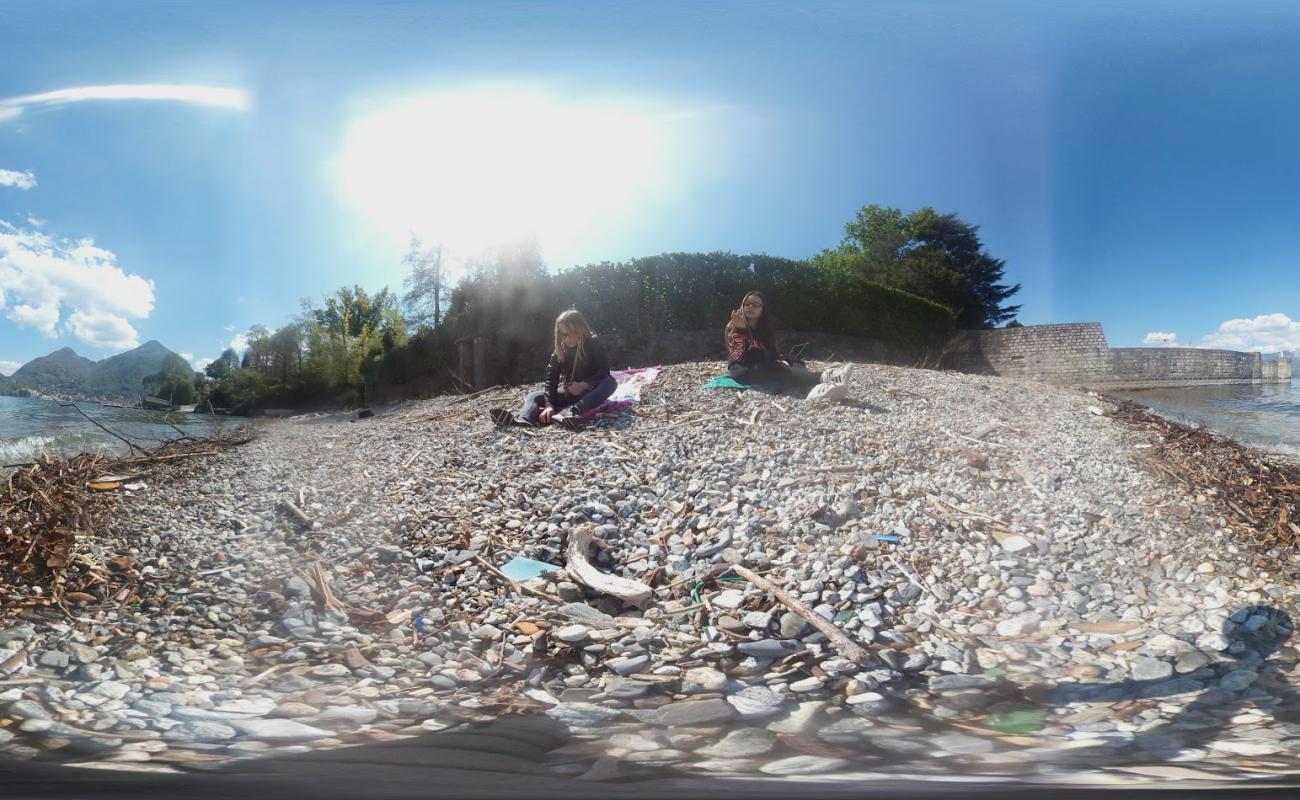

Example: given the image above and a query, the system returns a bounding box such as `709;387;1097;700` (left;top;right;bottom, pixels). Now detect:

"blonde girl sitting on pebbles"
490;309;616;431
726;290;852;401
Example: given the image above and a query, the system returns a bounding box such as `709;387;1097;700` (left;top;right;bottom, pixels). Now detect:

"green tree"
302;285;406;406
142;353;196;406
823;204;1021;328
204;347;240;380
401;235;448;330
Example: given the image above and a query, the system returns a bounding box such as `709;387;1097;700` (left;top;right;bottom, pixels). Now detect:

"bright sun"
335;88;669;262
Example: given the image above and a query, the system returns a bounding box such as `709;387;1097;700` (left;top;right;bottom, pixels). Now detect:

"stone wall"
452;321;1293;391
951;323;1112;384
1263;358;1293;381
1098;347;1261;388
954;323;1292;388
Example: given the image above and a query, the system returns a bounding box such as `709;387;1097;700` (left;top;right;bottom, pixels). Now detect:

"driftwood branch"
283;500;318;530
730;563;871;665
565;527;653;608
55;399;148;455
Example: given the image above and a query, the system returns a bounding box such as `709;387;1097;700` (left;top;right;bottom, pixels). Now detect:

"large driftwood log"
565;527;653;608
730;564;872;665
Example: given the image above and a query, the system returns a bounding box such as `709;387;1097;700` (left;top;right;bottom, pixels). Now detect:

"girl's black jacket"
544;337;612;408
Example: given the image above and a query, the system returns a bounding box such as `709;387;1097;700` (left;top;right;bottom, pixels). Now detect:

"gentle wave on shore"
0;395;232;466
1109;380;1300;458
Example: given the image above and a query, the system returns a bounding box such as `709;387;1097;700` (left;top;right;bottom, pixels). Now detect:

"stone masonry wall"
1101;347;1261;388
952;323;1112;384
450;321;1292;392
955;323;1292;388
1263;358;1293;381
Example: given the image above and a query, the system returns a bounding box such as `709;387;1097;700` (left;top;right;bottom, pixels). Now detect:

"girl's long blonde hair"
554;309;596;372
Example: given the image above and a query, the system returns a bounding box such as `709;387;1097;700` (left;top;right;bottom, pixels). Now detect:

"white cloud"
0;84;250;122
65;310;140;351
0;220;154;351
180;351;214;371
0;169;36;190
1199;313;1300;354
229;331;250;354
25;215;46;227
0;359;20;376
1143;332;1179;347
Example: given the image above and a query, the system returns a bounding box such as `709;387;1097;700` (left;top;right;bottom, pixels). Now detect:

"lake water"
0;394;234;467
1110;380;1300;459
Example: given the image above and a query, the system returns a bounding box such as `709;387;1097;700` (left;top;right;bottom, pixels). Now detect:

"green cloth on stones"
701;375;783;393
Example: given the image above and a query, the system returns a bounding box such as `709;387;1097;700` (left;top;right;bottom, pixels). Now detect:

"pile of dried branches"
1106;397;1300;556
1;424;255;613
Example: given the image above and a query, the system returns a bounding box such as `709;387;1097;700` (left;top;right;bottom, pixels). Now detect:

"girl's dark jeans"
728;360;821;393
518;373;618;423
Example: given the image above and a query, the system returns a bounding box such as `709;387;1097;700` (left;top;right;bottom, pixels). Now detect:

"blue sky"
2;0;1299;374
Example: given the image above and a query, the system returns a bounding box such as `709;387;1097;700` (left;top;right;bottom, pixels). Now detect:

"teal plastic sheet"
499;556;562;582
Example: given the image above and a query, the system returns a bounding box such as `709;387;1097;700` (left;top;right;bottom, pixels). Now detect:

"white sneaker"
806;382;848;403
822;363;855;386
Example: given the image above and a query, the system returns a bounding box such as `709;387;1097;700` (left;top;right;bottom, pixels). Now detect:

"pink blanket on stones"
580;366;662;419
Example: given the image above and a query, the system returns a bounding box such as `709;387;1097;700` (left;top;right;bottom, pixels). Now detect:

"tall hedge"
545;252;954;347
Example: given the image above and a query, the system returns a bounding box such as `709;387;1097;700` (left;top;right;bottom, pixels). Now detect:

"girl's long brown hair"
554;308;596;375
724;291;777;352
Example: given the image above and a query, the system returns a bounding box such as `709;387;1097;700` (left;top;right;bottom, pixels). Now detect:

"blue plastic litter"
499;556;562;582
875;534;901;543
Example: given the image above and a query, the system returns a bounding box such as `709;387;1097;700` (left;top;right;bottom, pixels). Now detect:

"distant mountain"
0;341;194;401
10;347;97;395
91;340;186;399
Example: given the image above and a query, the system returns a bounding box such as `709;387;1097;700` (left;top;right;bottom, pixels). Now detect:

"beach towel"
701;375;783;393
580;366;662;419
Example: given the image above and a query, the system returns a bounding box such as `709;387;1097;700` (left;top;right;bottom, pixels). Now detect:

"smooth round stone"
759;755;850;775
272;702;320;718
778;613;809;639
1218;669;1258;691
696;728;776;759
624;749;688;763
610;733;662;751
1209;739;1283;756
162;721;239;742
310;663;351;678
726;686;784;719
929;732;996;755
314;706;379;725
713;590;746;609
737;640;803;658
682;667;727;692
556;625;590;643
1131;656;1173;681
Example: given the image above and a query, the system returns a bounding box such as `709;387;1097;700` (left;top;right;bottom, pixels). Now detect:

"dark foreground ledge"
1;731;1296;800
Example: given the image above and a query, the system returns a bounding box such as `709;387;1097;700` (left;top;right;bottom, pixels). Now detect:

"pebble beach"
3;360;1299;787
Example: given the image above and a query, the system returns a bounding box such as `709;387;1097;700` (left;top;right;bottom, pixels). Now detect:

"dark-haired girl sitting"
725;291;852;399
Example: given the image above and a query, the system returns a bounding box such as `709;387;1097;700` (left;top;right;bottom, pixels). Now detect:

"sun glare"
335;89;669;263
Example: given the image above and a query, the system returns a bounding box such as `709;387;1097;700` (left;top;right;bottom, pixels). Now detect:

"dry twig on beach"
0;425;255;613
1106;397;1300;555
